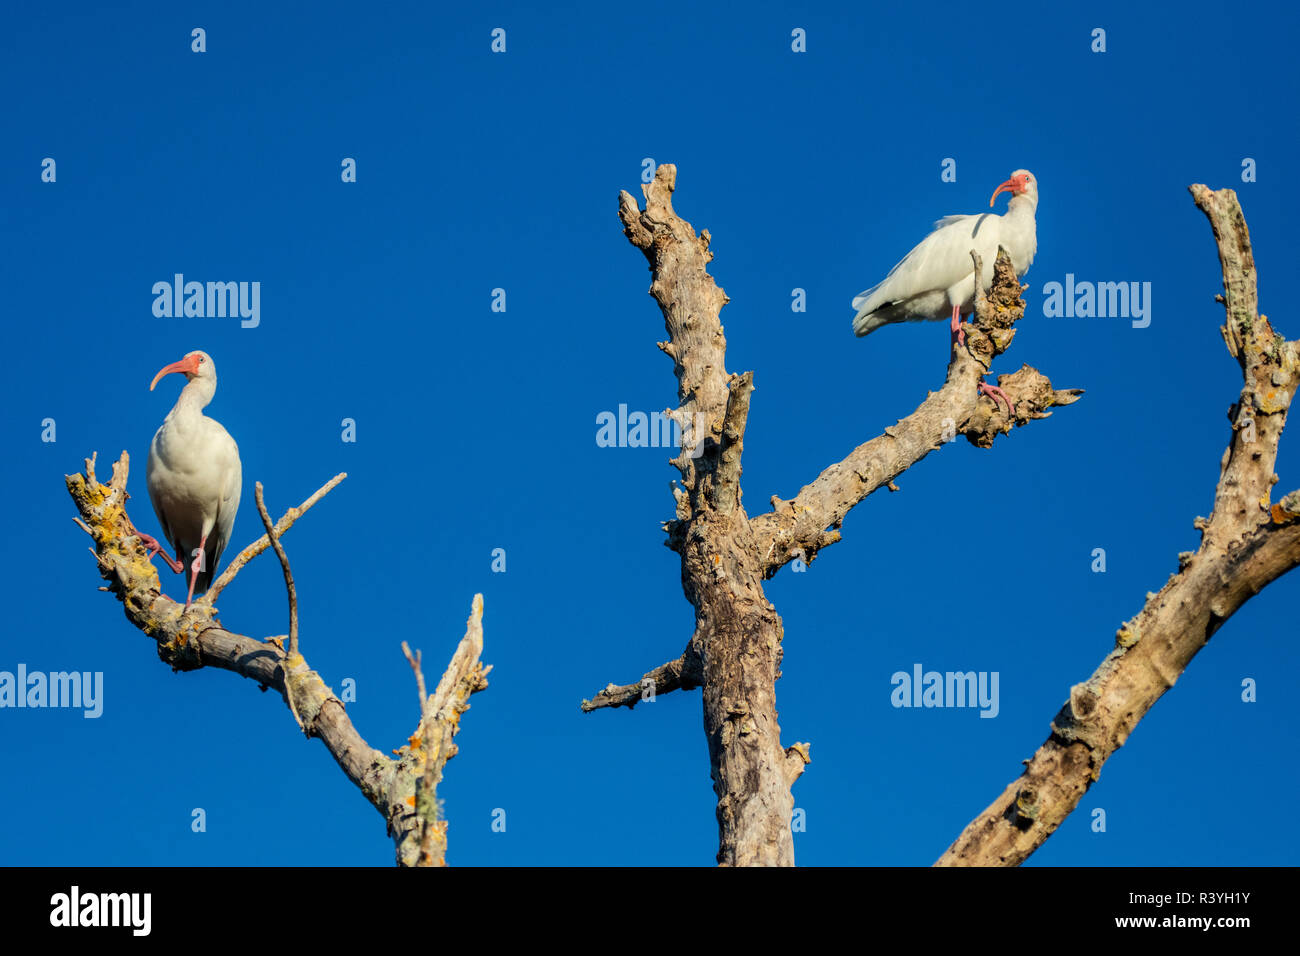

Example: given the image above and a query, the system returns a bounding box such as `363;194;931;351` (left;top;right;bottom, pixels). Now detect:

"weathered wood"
595;165;1077;865
66;452;488;866
938;185;1299;866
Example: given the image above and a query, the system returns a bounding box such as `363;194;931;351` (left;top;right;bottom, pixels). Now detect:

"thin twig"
402;639;437;863
68;451;487;866
402;642;429;718
255;482;299;658
204;472;345;604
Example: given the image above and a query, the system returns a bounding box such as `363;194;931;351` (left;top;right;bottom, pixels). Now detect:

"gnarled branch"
751;250;1082;577
581;641;703;712
938;184;1298;866
399;596;489;867
615;165;796;866
66;451;488;867
596;165;1076;866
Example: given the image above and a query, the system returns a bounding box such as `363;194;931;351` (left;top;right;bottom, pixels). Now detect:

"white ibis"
850;169;1038;411
141;350;242;609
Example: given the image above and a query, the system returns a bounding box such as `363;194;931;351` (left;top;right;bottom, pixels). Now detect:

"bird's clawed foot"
978;380;1015;417
950;305;966;348
128;521;184;574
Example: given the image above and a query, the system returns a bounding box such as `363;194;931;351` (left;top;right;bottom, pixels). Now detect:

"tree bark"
586;164;1078;865
66;452;488;867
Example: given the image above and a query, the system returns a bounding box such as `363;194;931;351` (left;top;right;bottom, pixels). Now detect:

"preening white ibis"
850;170;1037;413
142;350;242;609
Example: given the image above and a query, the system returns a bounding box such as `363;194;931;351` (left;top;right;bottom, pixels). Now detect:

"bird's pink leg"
184;535;207;610
979;381;1016;417
127;520;185;574
951;306;1014;415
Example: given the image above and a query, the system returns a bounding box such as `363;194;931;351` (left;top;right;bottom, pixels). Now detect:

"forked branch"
66;451;488;867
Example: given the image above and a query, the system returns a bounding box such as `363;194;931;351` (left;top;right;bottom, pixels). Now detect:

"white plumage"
146;350;242;608
852;170;1038;337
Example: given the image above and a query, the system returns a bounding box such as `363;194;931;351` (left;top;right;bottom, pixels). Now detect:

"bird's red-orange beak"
989;175;1026;208
149;354;201;391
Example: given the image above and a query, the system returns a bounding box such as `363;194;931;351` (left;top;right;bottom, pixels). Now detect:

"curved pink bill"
149;355;201;391
989;177;1021;208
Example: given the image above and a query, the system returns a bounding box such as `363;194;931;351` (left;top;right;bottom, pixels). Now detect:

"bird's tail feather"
853;309;889;337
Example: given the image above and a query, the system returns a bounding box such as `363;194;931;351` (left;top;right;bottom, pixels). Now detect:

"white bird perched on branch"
140;350;242;609
850;170;1038;414
851;169;1038;340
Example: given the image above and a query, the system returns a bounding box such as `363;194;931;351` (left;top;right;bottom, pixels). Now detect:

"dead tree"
938;185;1299;864
582;164;1082;865
66;453;488;867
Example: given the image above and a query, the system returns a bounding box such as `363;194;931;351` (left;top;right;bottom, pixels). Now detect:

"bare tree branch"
66;451;487;867
713;372;754;516
402;642;428;711
750;250;1082;577
398;596;489;867
202;471;347;604
615;165;797;865
254;482;298;659
581;642;704;712
784;742;812;785
938;184;1299;866
599;165;1076;866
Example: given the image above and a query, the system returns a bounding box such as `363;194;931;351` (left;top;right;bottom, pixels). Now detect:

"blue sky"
2;1;1297;866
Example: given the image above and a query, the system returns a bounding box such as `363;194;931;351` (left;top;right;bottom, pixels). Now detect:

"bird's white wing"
207;434;242;583
146;428;180;558
851;213;997;315
931;214;974;231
